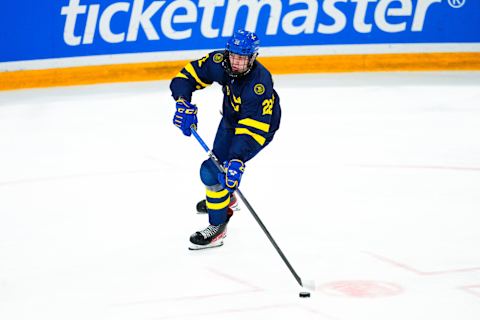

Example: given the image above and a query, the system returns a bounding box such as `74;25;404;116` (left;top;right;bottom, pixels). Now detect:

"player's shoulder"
191;50;225;69
243;61;274;97
201;50;226;66
193;50;226;83
209;50;226;63
251;61;273;82
250;62;273;88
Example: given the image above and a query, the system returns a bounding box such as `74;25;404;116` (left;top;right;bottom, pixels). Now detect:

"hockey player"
170;30;281;250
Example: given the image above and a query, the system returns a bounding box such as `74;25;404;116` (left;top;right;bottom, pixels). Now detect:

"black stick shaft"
234;189;303;287
191;127;304;287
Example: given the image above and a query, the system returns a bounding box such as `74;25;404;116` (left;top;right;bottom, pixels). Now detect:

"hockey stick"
190;126;315;291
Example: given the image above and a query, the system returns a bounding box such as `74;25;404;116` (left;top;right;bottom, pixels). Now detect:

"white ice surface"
1;72;480;320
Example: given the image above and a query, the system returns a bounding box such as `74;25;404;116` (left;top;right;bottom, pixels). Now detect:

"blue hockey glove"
173;98;198;136
218;159;245;192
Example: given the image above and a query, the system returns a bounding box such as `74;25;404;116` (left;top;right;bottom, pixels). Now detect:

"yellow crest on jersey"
254;84;265;95
213;53;224;63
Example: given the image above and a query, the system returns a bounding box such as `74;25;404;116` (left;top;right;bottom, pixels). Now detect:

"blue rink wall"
1;0;479;90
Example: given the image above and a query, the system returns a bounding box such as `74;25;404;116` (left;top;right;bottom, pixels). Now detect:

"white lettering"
375;0;412;33
61;0;87;46
282;0;318;35
83;4;100;44
99;2;130;43
318;0;347;34
352;0;375;33
161;0;197;40
198;0;225;38
127;0;165;41
412;0;442;32
60;0;444;46
222;0;282;37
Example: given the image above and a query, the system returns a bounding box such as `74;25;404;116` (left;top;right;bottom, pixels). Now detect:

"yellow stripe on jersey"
238;118;270;133
206;188;229;199
206;197;230;210
235;128;266;146
175;72;188;79
184;63;209;88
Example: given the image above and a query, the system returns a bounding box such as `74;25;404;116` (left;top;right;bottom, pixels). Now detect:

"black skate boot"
196;193;239;214
188;222;228;250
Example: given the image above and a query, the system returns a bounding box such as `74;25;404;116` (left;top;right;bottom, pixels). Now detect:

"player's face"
229;53;250;74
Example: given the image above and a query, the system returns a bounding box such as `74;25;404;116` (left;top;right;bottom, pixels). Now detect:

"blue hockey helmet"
223;30;260;77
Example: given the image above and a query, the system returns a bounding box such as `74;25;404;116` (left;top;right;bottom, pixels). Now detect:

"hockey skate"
196;193;239;214
188;223;228;250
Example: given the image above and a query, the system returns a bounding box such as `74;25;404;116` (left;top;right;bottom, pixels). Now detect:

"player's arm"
170;52;224;136
169;52;219;101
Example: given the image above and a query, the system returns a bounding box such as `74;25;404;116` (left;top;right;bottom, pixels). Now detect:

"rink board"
1;51;480;91
1;0;480;90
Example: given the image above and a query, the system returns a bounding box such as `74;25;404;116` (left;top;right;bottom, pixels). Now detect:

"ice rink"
1;71;480;320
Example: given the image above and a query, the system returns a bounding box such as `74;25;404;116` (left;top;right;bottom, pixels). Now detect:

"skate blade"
188;240;224;250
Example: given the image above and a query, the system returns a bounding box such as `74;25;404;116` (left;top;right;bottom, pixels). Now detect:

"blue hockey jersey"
170;50;281;162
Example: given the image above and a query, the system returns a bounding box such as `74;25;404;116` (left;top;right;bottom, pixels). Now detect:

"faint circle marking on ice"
319;280;403;298
447;0;466;8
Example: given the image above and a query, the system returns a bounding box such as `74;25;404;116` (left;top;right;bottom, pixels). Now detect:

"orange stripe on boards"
0;60;189;91
259;52;480;74
1;52;479;91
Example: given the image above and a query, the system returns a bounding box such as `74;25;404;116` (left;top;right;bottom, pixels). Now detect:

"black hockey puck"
299;292;311;298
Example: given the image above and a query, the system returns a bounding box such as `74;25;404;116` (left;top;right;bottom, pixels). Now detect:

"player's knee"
200;159;219;186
